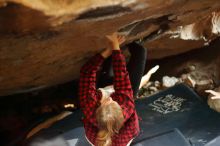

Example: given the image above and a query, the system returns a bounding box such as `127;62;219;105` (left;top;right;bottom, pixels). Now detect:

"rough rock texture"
207;87;220;113
148;38;220;97
0;0;220;95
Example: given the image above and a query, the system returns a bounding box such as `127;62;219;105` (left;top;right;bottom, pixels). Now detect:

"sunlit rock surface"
0;0;220;95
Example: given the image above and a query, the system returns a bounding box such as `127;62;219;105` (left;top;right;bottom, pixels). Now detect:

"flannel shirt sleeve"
79;53;104;124
111;50;135;122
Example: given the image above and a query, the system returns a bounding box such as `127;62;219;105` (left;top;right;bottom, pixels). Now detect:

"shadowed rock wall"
0;0;220;95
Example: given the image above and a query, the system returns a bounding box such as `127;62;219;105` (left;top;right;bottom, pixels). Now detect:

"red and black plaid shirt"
79;50;140;146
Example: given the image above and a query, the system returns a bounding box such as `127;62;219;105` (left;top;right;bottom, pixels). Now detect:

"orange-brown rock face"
0;0;220;95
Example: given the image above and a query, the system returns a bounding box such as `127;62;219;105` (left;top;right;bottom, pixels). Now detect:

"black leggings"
97;42;147;97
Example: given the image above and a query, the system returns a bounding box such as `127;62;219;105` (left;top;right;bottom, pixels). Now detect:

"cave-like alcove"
1;1;220;146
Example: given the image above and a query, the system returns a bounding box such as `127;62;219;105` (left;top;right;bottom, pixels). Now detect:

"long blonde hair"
96;101;124;146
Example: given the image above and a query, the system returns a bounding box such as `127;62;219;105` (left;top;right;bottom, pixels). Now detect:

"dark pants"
97;42;147;97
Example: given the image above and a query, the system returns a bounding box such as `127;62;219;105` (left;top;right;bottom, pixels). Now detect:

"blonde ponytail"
96;129;112;146
96;100;124;146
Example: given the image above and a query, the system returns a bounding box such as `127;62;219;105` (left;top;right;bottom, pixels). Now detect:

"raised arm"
106;33;133;98
79;48;112;123
112;50;133;98
106;33;135;122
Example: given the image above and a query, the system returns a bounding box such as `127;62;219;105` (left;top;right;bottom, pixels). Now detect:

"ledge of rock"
0;0;220;95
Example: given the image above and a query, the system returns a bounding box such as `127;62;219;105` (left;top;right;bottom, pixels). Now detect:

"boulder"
0;0;220;95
